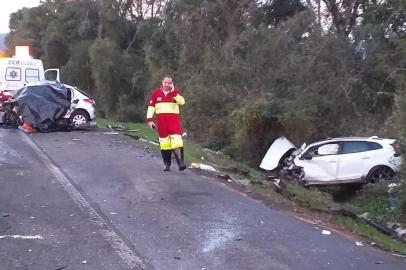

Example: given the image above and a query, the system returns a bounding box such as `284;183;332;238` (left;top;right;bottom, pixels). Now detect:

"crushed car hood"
260;137;296;171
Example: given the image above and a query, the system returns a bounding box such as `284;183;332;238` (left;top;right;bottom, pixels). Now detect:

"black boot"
161;150;172;171
174;148;186;171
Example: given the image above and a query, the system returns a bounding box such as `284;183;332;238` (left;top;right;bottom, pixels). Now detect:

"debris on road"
270;178;286;193
190;163;217;172
391;253;406;258
103;131;120;135
54;266;68;270
203;148;223;155
138;138;159;146
322;230;331;235
18;123;35;133
355;242;364;246
106;124;139;132
217;174;234;181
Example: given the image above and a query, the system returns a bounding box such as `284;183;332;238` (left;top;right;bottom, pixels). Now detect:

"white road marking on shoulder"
20;133;149;270
0;235;43;239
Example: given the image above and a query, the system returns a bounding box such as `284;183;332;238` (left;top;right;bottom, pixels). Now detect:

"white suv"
260;136;402;185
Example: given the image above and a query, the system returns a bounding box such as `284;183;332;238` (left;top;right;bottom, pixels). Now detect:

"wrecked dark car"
0;81;72;132
0;81;96;132
260;136;402;186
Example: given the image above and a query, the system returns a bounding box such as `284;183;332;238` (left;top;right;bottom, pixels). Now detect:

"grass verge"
337;216;406;255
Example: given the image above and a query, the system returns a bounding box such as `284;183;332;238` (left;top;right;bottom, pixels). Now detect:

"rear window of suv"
368;142;383;150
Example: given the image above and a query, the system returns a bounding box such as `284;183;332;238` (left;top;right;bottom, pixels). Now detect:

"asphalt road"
0;128;405;270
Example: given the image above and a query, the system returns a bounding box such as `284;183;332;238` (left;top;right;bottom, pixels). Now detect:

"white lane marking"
0;235;43;240
20;133;149;270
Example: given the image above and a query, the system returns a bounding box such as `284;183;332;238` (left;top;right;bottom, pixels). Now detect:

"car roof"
307;136;395;148
63;83;92;98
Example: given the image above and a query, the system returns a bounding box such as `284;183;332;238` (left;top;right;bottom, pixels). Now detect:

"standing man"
146;76;187;171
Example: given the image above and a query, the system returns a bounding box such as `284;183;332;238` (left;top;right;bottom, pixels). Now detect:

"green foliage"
398;181;406;224
61;41;93;93
228;99;278;163
353;183;396;221
258;0;307;26
89;38;121;116
116;94;145;122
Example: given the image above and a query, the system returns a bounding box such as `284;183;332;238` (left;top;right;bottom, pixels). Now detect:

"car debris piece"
270;179;286;193
391;253;406;258
190;163;217;172
217;174;238;182
18;123;35;133
138;138;159;146
106;124;139;132
54;266;68;270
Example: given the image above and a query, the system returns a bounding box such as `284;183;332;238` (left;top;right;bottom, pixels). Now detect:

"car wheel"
367;166;395;184
70;110;89;128
3;111;20;128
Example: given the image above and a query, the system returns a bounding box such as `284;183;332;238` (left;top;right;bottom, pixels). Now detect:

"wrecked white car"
260;136;402;186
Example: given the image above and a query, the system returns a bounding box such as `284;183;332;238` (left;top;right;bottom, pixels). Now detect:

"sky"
0;0;41;33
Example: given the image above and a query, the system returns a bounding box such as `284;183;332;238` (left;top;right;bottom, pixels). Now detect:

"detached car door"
337;141;371;181
299;142;340;182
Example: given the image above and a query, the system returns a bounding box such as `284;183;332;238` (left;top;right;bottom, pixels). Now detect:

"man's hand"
148;121;156;129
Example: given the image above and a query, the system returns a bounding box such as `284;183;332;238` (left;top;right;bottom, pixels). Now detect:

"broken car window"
305;143;339;157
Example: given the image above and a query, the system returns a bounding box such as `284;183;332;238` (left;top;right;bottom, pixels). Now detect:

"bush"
116;95;145;122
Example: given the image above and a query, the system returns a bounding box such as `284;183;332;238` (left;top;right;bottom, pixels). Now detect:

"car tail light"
0;90;12;102
83;98;94;104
